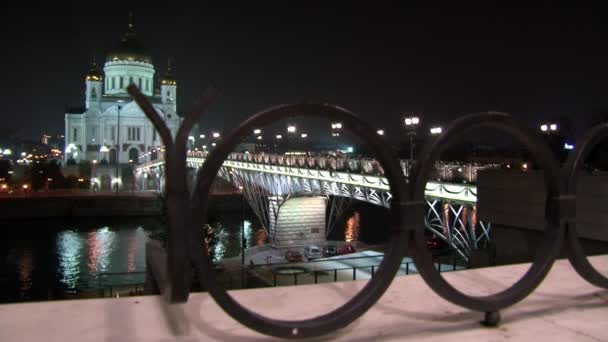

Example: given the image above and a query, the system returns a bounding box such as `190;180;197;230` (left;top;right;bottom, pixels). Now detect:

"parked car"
303;246;323;260
426;236;448;250
322;245;338;257
285;250;303;263
339;244;356;255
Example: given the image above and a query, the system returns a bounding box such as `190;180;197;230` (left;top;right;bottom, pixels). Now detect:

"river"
0;214;259;303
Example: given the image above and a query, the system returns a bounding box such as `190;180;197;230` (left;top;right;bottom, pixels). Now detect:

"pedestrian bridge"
135;152;491;262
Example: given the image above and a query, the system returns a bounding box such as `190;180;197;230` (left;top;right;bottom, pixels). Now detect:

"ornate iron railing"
128;84;608;339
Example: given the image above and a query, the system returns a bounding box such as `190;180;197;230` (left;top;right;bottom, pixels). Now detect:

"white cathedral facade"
65;19;181;169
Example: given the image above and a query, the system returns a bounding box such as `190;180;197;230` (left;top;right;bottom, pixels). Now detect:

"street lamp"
331;122;342;137
287;125;297;133
404;115;420;161
253;129;261;135
430;127;442;135
540;123;558;133
239;185;246;288
276;134;283;140
115;100;124;194
376;129;384;136
212;132;220;138
300;133;307;138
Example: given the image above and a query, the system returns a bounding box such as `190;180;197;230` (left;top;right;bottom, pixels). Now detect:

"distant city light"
188;135;195;141
405;116;420;126
211;142;216;147
331;122;342;130
346;146;354;153
276;135;283;139
202;145;207;149
550;124;558;131
540;124;548;132
300;133;307;138
257;136;262;140
3;149;11;155
212;132;220;138
199;134;205;139
430;127;443;135
376;129;384;136
287;125;297;133
253;129;262;135
564;143;575;150
21;152;26;157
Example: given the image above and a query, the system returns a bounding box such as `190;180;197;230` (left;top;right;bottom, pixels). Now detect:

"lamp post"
239;185;246;288
404;115;420;161
430;126;442;135
115;101;123;194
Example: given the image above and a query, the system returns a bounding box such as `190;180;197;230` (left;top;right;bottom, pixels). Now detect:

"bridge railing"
127;84;608;340
140;148;501;183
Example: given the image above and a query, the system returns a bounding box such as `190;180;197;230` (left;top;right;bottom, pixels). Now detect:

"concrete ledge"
1;257;607;341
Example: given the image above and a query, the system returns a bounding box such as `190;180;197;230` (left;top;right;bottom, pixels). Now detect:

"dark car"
285;250;304;263
323;245;338;257
426;236;448;250
339;244;356;255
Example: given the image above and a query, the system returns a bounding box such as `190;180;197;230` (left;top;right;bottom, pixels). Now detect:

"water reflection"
345;212;361;242
18;250;34;298
57;230;83;291
1;214;257;303
212;220;253;262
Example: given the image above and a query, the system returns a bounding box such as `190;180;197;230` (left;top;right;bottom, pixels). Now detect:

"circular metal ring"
563;122;608;288
189;103;410;339
410;112;565;312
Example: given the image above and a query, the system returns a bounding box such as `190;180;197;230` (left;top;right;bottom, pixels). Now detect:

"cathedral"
64;16;181;168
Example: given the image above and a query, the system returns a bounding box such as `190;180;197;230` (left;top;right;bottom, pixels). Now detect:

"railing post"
334;269;337;282
371;265;375;277
314;271;318;284
453;258;457;271
406;262;409;275
353;267;356;280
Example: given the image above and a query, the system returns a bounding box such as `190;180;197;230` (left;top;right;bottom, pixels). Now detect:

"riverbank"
0;191;247;221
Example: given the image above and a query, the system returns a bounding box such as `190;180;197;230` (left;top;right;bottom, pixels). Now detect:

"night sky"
0;3;605;141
